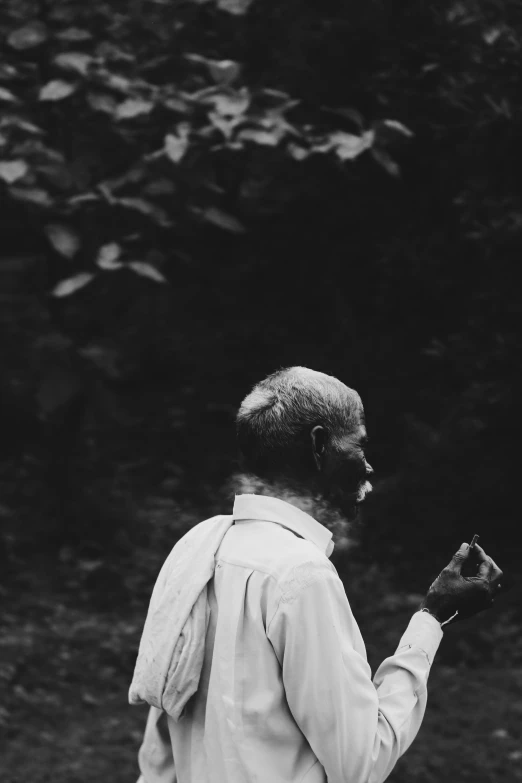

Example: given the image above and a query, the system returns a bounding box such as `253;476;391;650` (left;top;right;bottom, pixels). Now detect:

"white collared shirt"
137;494;443;783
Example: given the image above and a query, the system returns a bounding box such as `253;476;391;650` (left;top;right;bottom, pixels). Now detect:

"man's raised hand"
419;542;503;626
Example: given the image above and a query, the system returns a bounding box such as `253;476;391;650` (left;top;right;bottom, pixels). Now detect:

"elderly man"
130;366;503;783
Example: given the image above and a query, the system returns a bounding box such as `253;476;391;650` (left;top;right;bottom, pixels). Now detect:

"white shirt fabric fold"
129;513;235;720
137;493;443;783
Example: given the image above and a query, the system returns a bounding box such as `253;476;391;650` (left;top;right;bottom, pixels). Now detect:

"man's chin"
328;481;373;520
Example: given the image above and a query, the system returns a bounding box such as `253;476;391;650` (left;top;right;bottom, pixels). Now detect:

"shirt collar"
232;494;335;558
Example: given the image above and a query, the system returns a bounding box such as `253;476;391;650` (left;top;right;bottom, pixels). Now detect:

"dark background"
1;0;521;780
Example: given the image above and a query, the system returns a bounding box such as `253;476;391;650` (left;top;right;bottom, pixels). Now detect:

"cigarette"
468;534;479;550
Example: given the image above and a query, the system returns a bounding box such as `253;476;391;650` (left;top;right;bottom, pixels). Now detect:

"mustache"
326;474;373;504
356;479;373;504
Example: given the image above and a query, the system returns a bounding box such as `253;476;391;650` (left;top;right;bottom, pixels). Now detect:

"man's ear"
311;425;327;472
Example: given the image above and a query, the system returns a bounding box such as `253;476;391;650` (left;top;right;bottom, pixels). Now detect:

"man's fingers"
448;542;471;573
487;555;503;586
471;543;491;577
473;544;503;585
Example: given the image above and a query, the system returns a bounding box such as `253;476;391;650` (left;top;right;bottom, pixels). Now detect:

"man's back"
168;516;337;783
137;494;443;783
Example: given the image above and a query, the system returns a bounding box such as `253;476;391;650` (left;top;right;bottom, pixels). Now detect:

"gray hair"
236;366;362;477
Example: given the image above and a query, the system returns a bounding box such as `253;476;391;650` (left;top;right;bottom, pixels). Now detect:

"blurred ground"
1;502;522;783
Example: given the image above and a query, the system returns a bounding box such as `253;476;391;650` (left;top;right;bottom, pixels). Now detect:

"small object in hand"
462;534;480;578
468;534;479;550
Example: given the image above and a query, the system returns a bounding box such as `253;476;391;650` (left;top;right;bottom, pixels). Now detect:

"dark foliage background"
1;0;522;780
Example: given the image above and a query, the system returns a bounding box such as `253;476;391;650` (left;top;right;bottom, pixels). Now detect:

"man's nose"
365;460;374;476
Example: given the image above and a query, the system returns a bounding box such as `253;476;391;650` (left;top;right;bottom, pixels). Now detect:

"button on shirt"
137;494;443;783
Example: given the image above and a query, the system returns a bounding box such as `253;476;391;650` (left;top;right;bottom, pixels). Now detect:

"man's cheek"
339;454;367;489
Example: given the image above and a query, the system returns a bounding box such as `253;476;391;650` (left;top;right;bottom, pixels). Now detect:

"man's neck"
232;472;355;551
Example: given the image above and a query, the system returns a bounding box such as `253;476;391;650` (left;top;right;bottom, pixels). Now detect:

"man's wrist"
419;604;459;628
419;606;442;624
418;598;448;623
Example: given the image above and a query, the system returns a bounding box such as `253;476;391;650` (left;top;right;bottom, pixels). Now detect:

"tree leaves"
237;128;281;146
94;246;166;281
188;0;252;10
0;0;413;326
0;63;19;81
373;119;414;147
287;143;310;161
216;0;254;15
54;27;93;42
116;197;171;227
9;187;54;207
371;148;401;177
0;160;28;184
209;60;242;85
39;81;77;101
304;130;375;162
45;224;81;259
128;261;166;283
12;139;65;163
0;116;43;135
54;52;95;76
52;273;95;298
328;130;374;161
0;87;19;103
207;111;242;139
98;72;132;94
201;206;246;233
86;92;118;114
143;178;176;196
206;89;250;117
381;119;414;138
7;21;48;50
483;28;503;46
165;126;190;163
163;95;191;114
115;98;154;120
96;243;123;270
185;54;241;85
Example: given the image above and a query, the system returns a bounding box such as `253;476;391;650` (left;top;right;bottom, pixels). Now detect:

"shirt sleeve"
137;706;177;783
267;562;443;783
